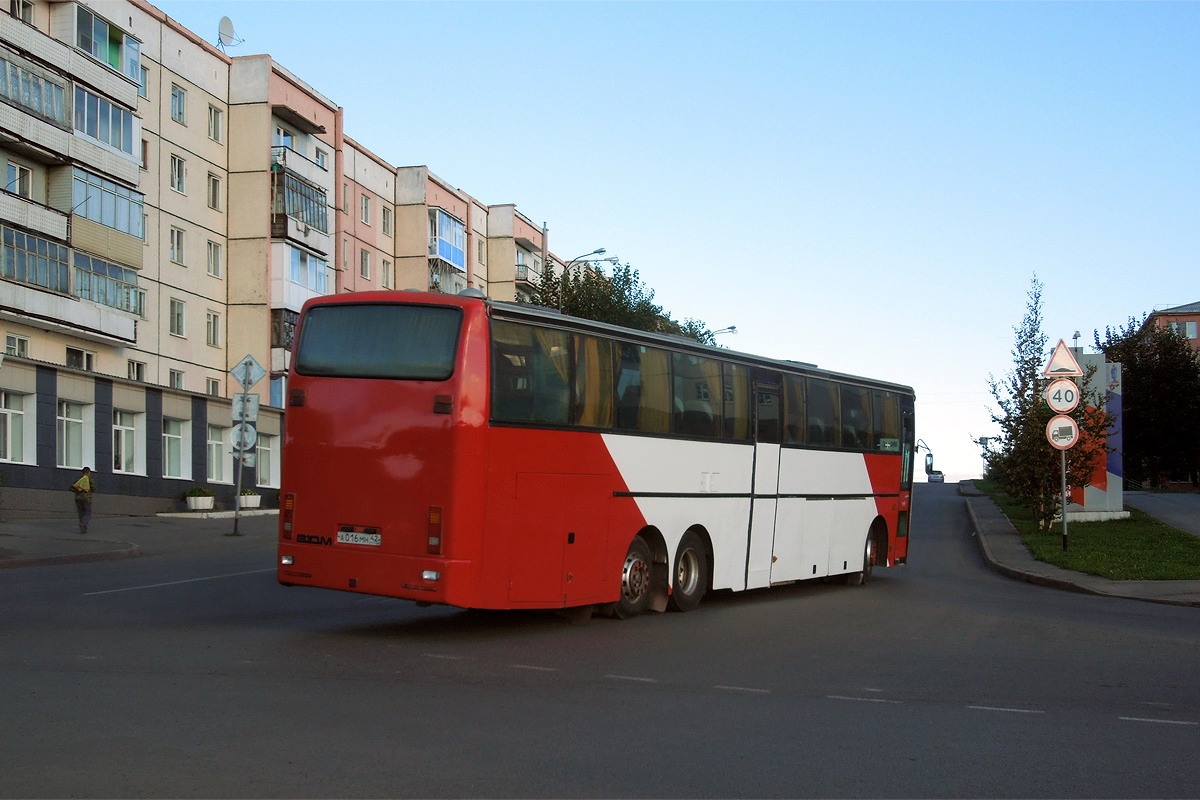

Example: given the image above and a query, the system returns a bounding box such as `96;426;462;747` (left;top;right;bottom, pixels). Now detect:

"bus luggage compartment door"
510;473;611;606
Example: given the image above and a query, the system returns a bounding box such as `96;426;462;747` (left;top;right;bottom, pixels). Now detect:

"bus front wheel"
616;537;653;618
669;531;708;612
845;532;875;586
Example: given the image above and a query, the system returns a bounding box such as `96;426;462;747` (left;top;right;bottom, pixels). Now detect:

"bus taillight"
427;506;443;555
282;492;296;538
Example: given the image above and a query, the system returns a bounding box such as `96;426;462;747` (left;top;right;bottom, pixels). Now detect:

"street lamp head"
712;326;737;336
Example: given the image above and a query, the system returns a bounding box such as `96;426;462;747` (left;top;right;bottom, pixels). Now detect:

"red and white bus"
278;290;915;617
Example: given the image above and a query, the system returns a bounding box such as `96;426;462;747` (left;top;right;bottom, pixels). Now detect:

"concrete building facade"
0;0;570;517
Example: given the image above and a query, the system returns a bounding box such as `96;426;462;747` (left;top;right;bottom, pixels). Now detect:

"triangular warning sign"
1043;339;1083;378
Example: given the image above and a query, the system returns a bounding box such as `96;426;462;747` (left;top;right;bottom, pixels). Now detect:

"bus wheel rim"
677;548;700;595
623;552;649;601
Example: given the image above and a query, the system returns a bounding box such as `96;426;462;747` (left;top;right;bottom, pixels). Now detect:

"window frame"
169;297;185;337
170;83;186;125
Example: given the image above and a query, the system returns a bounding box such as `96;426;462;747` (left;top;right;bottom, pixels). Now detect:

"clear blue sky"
157;0;1200;481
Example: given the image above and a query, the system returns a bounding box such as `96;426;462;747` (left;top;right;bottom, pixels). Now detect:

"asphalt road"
2;484;1197;798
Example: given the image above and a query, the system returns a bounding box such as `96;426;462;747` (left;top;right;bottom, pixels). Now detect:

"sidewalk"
962;483;1200;608
0;509;277;569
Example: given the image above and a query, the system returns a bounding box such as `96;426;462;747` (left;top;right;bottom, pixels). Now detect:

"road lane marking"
511;664;558;672
715;685;771;694
82;568;275;596
1119;716;1197;726
968;705;1045;714
422;653;466;660
828;695;901;704
606;674;658;683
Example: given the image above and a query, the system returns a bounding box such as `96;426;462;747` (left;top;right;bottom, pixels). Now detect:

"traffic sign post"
228;354;266;536
1043;341;1083;552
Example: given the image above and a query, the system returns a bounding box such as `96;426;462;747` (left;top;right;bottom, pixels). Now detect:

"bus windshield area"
294;303;462;380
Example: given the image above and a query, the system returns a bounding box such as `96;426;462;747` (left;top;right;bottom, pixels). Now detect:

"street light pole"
559;247;605;311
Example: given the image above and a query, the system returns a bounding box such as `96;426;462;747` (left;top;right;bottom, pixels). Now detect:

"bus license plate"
337;530;381;547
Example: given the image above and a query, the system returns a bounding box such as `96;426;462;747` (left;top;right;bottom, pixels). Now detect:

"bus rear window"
294;304;462;379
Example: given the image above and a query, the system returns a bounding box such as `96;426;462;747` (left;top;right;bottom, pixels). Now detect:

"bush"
181;486;215;499
239;488;259;496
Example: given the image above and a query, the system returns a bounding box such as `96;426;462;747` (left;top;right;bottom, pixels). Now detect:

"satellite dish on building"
217;16;242;51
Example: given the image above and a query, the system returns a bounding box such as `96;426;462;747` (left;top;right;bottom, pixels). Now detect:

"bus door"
745;373;781;591
895;396;915;564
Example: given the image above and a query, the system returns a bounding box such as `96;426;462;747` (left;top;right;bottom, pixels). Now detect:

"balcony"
0;191;68;241
270;146;328;189
515;264;540;286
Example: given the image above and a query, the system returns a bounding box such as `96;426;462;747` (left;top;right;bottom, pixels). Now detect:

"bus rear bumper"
277;545;470;605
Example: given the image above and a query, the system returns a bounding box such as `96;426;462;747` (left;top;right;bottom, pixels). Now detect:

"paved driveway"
1124;491;1200;537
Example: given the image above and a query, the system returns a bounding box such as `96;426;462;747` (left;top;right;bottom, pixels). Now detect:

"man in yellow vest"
70;466;96;535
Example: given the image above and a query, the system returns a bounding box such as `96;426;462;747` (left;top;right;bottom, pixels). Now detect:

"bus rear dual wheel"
615;532;708;618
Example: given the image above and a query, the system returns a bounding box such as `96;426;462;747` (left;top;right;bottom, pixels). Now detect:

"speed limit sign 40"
1045;378;1080;414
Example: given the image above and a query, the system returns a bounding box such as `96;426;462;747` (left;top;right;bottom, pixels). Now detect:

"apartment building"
0;0;569;516
1149;301;1200;353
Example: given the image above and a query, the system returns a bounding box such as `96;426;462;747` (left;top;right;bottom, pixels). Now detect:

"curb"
0;539;140;570
964;494;1200;608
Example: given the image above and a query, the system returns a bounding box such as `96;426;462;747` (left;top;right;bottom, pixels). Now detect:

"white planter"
186;496;215;511
238;495;261;509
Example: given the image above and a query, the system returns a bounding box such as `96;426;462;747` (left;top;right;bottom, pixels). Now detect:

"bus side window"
806;377;840;447
722;362;751;440
615;343;670;434
491;321;569;425
783;374;805;445
573;335;614;428
873;389;900;451
671;352;721;438
840;385;871;450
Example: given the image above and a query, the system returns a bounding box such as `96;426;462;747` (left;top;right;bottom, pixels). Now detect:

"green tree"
986;276;1113;529
526;260;713;343
1094;316;1200;487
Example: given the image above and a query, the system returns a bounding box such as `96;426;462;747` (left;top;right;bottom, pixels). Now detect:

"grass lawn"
976;480;1200;580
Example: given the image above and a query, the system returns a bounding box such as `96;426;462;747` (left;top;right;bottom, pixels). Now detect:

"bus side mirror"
924;453;934;474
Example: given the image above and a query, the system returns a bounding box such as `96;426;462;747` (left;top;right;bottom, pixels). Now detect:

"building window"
1;226;70;294
140;139;148;170
12;1;32;24
65;346;94;371
72;167;145;239
288;247;327;293
207;105;223;142
169;298;185;336
168;369;184;390
162;418;184;478
207;424;226;482
170;84;186;124
360;194;370;225
0;391;26;463
273;126;294;150
113;409;137;474
73;252;146;317
1172;320;1199;339
6;333;28;358
206;310;220;347
478;240;486;266
359;249;370;280
207;173;221;210
137;65;148;98
207;241;222;278
6;163;31;198
315;150;327;169
256;433;276;487
127;359;145;382
169;155;185;193
382;259;393;290
382;207;392;237
75;5;140;81
206;378;222;397
169;227;185;264
56;399;84;468
73;86;135;156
